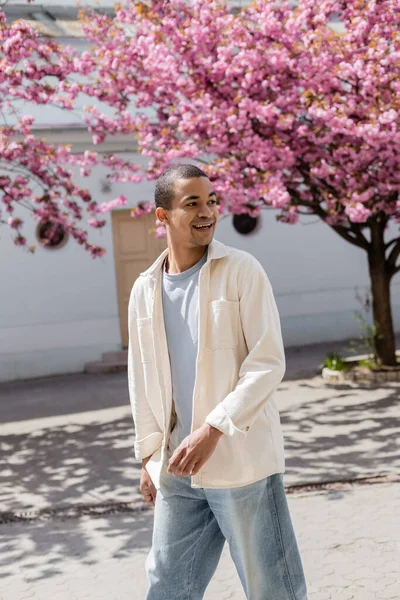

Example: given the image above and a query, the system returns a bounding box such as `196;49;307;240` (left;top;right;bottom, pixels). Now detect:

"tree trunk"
368;221;397;366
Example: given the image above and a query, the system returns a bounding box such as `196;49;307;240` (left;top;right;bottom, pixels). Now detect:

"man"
127;164;308;599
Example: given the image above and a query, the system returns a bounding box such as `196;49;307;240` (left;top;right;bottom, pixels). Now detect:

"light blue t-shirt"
162;249;208;451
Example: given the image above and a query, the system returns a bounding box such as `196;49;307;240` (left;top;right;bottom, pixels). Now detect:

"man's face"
160;177;219;248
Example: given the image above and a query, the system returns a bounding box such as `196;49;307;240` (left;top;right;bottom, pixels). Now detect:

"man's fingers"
140;468;157;506
167;447;185;473
142;487;156;506
169;447;199;476
174;454;193;476
169;448;209;476
190;456;207;476
181;461;197;477
142;482;156;495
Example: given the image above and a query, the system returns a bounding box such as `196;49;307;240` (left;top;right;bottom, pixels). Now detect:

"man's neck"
166;244;208;274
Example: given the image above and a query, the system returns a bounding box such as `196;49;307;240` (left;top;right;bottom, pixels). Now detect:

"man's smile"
192;222;214;230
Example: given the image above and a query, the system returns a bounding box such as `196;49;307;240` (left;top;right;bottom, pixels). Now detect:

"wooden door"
112;210;167;348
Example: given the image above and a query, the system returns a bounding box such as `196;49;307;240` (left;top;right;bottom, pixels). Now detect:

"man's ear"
155;206;168;224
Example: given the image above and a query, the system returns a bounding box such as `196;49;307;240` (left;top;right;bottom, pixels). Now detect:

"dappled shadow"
0;511;153;582
282;382;400;485
0;416;141;512
1;376;399;507
0;413;153;582
1;370;400;583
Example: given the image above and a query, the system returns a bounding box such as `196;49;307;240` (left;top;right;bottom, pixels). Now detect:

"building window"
36;220;69;250
232;213;259;235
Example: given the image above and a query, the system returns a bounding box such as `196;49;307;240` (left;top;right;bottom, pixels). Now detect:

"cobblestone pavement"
0;372;399;599
0;482;399;600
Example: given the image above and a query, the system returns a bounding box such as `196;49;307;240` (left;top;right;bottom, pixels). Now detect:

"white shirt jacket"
127;239;286;489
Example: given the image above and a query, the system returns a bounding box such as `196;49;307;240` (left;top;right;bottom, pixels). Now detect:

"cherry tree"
66;0;400;366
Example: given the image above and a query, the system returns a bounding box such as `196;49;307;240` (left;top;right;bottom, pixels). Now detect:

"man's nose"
197;204;213;218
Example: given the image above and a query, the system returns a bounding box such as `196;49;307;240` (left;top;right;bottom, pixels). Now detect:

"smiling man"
127;164;308;600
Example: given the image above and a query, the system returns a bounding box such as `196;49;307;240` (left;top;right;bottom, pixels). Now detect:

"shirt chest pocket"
206;300;239;350
137;317;154;363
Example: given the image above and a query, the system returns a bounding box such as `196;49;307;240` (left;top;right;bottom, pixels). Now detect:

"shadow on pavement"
1;380;399;510
0;417;141;512
283;383;400;485
0;376;399;583
0;511;153;582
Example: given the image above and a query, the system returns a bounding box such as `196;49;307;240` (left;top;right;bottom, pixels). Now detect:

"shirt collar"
140;238;228;280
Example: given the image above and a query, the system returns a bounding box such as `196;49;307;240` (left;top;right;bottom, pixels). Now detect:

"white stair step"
102;350;128;364
84;361;127;374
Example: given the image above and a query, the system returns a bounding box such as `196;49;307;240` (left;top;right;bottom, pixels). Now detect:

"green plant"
323;353;350;372
358;358;379;370
346;288;384;366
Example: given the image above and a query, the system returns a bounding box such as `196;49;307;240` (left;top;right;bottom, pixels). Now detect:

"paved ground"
0;367;399;599
1;374;399;512
0;483;399;600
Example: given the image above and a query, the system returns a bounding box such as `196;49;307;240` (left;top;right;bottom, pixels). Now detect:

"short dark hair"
155;164;209;210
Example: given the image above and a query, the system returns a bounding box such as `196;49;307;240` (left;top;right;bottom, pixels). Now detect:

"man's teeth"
194;224;212;229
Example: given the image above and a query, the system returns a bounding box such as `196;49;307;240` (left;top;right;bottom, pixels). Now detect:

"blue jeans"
145;450;308;600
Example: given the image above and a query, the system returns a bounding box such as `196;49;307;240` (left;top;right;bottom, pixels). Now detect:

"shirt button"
245;426;250;431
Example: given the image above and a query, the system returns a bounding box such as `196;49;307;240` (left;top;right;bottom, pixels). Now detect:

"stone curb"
0;499;149;525
321;350;400;383
285;472;400;495
322;365;400;384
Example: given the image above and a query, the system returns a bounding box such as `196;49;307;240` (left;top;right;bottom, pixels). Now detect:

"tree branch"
350;222;372;250
385;238;399;251
387;238;400;271
298;163;372;250
330;224;370;250
287;185;370;250
393;264;400;276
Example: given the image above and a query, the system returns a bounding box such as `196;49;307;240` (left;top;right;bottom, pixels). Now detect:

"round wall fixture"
36;220;69;250
232;213;259;235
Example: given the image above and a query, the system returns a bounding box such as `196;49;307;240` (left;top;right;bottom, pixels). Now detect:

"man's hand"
140;456;157;507
167;423;223;477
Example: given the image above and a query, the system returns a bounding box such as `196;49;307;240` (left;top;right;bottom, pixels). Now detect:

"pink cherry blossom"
95;195;128;214
0;12;135;257
345;203;372;223
155;219;167;238
65;0;400;364
131;201;153;218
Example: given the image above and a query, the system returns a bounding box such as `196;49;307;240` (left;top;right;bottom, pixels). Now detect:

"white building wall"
217;213;400;347
0;152;151;382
